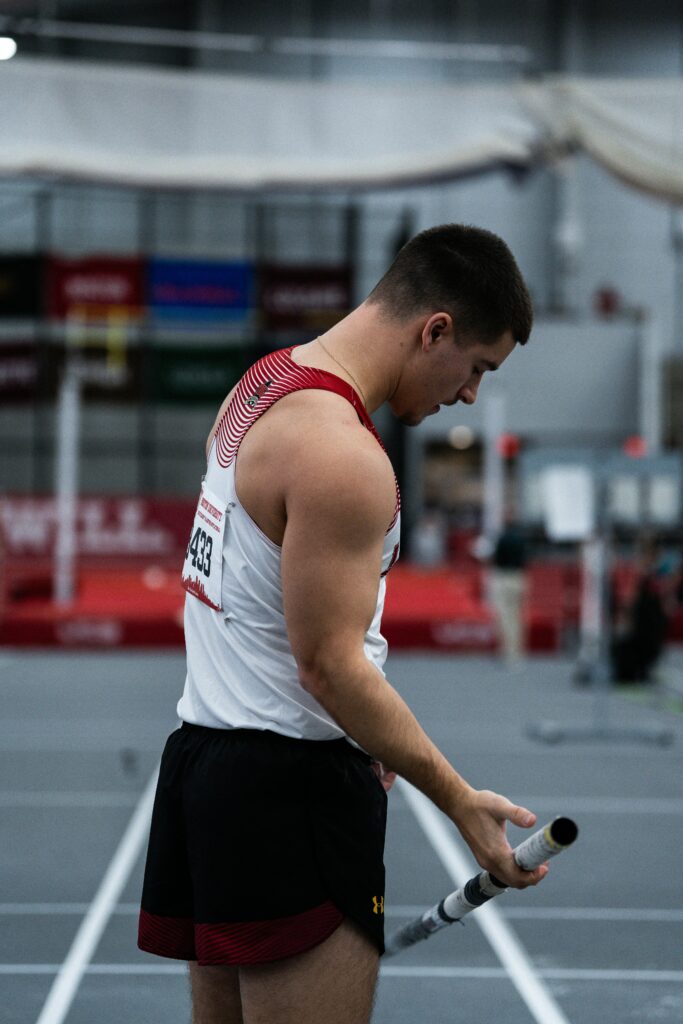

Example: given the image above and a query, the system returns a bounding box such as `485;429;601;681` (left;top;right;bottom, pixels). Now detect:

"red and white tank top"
177;346;401;740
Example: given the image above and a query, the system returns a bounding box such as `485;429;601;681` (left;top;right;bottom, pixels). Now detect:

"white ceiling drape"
2;58;683;202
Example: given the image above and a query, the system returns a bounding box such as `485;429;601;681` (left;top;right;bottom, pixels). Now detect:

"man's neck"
296;302;409;415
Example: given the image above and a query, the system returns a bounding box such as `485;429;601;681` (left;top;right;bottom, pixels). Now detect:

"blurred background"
2;0;683;669
4;5;683;1024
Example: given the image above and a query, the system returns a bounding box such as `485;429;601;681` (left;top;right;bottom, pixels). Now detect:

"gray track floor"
2;648;683;1023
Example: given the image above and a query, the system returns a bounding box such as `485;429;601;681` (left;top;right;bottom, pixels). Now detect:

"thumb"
509;804;537;829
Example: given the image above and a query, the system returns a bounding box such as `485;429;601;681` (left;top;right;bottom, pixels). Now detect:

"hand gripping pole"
384;816;578;956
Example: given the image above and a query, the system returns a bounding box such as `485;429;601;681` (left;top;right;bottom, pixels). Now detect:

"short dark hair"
367;223;532;345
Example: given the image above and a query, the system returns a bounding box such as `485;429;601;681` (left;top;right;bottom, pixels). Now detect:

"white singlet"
177;346;401;741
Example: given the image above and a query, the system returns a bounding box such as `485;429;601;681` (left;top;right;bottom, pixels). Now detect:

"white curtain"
2;57;683;202
520;76;683;204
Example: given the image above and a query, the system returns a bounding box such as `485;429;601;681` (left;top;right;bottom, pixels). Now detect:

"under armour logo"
372;896;384;915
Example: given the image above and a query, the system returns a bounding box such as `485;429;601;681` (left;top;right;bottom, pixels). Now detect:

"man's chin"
397;412;423;427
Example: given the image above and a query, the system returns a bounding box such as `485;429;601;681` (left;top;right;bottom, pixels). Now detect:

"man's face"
390;321;517;427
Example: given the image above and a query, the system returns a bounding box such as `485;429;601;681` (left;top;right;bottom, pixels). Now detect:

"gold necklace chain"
316;337;367;408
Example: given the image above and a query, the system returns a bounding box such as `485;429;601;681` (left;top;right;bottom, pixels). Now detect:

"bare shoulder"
268;390;396;532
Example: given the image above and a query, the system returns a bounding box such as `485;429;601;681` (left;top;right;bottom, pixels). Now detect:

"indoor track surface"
3;649;683;1024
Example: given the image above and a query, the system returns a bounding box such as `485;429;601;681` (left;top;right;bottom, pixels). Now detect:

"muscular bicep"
281;447;394;683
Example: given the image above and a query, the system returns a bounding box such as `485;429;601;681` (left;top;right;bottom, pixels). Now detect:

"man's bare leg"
239;919;379;1024
189;962;243;1024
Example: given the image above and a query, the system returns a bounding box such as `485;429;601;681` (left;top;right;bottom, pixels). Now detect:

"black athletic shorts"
138;723;388;965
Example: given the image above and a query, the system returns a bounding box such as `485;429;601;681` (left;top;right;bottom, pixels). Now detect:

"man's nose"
458;381;479;405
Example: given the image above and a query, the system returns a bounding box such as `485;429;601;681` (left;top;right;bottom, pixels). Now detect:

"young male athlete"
139;224;549;1024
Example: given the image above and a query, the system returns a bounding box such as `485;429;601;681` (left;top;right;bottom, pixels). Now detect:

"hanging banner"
39;344;143;402
0;256;42;318
148;259;253;324
542;465;595;541
149;344;247;405
11;342;245;403
0;343;39;402
0;496;194;560
46;256;145;320
260;265;351;330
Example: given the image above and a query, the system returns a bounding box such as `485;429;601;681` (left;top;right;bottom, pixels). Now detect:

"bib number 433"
181;484;229;611
187;526;213;578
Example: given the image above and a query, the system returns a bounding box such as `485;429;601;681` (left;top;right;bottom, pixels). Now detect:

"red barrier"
0;496;194;647
3;503;680;653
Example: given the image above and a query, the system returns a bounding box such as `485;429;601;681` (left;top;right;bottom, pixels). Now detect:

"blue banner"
148;259;253;323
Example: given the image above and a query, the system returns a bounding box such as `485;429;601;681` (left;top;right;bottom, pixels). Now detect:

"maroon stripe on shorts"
138;901;344;965
196;900;344;965
138;908;196;961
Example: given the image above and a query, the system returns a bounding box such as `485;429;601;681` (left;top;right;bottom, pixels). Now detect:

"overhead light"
0;37;17;60
448;425;475;450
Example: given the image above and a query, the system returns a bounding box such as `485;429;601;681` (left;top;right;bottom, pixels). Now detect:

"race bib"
181;484;229;611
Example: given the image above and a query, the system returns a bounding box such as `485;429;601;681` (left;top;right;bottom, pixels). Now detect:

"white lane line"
384;906;683;923
4;903;683;924
397;779;572;1024
0;905;91;915
541;970;683;983
381;968;683;982
383;968;683;982
0;903;140;915
1;966;63;975
502;908;683;923
6;964;683;982
33;765;158;1024
0;792;138;808
514;797;683;815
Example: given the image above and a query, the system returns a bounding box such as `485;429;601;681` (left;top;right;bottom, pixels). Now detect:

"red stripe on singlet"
213;347;401;525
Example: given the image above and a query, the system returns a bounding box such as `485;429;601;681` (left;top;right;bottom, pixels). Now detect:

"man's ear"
421;312;453;350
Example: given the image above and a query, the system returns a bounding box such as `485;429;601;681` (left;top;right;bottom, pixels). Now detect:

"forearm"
301;654;548;887
301;654;475;824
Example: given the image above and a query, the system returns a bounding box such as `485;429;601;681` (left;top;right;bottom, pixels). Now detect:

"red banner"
0;496;194;561
0;344;39;402
46;256;144;320
260;265;351;330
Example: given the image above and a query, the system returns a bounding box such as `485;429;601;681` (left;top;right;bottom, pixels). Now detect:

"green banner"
150;344;248;405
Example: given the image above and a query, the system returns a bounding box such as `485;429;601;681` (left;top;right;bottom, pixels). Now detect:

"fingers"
493;858;549;890
476;791;536;829
370;761;397;792
458;791;550;888
524;865;549;888
512;862;549;889
381;770;398;793
507;803;537;829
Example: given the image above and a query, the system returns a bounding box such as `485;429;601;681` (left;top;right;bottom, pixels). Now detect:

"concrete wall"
415;319;641;445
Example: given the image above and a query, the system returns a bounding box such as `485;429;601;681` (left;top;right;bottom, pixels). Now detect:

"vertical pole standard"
482;387;506;545
551;158;583;317
53;361;81;605
638;312;662;456
575;535;604;684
